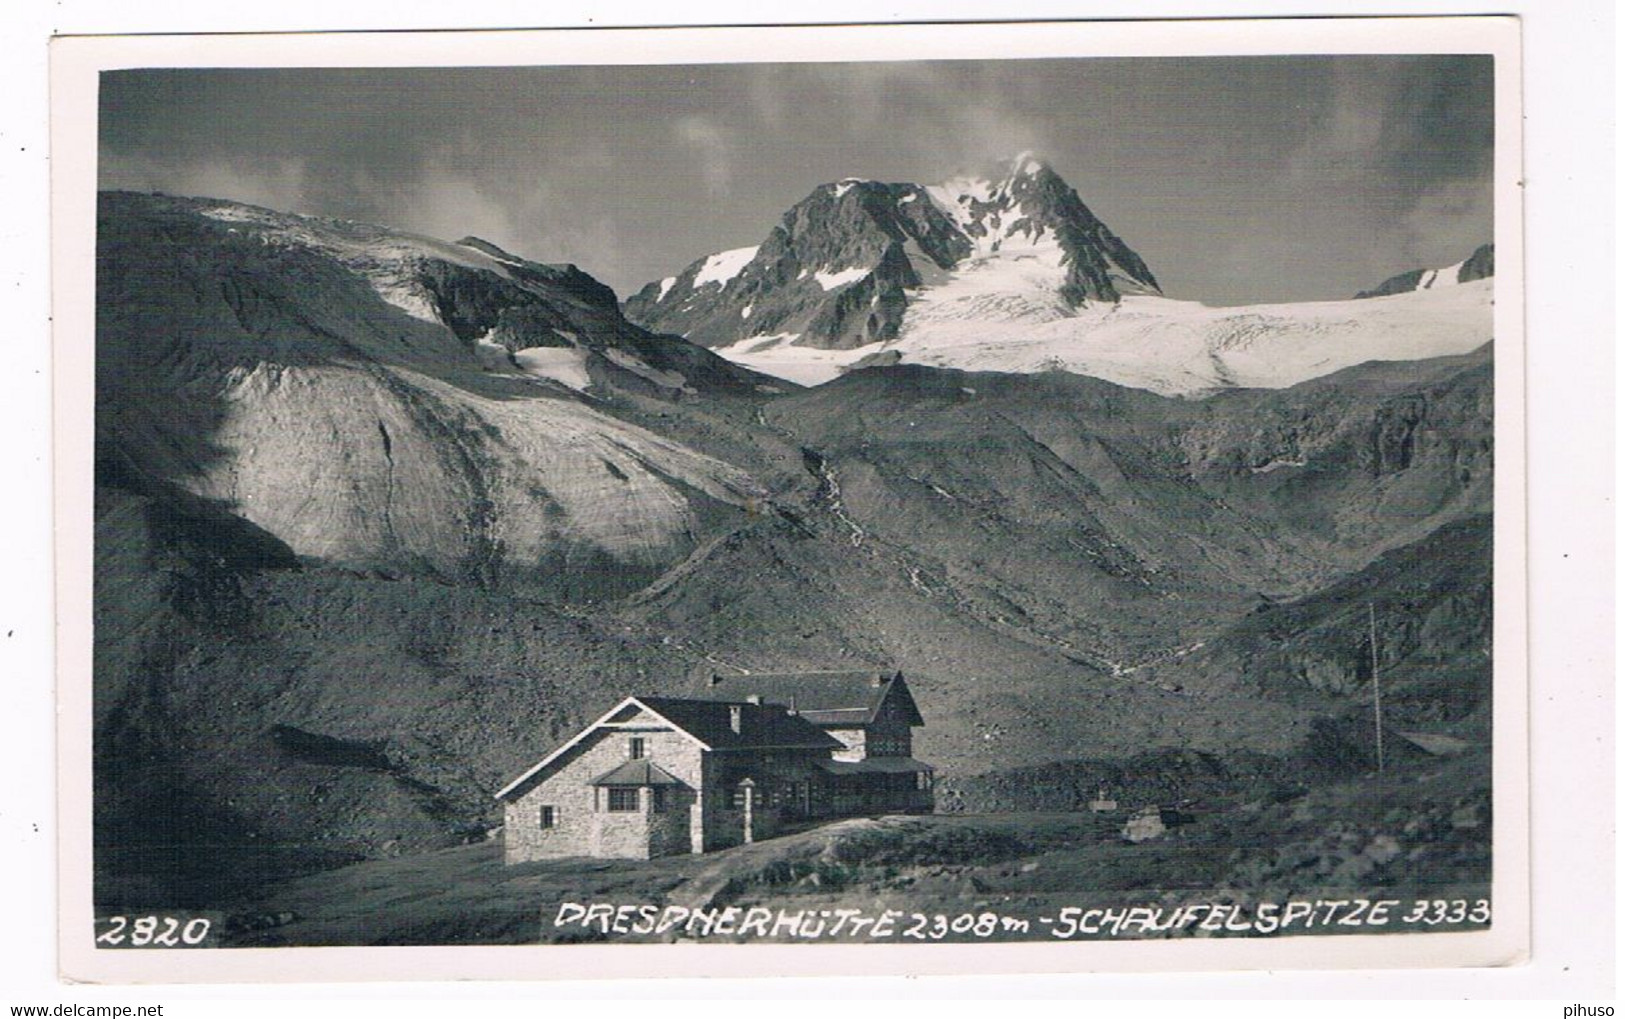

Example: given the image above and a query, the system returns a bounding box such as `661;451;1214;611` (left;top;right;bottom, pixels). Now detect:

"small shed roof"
591;759;685;787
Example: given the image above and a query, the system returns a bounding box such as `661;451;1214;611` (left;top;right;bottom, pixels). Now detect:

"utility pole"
1370;602;1384;774
739;778;755;844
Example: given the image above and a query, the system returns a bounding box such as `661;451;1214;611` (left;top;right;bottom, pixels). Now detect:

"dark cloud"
98;56;1494;304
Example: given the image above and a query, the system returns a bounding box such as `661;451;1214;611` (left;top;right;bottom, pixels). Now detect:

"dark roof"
636;696;842;751
494;694;842;802
816;757;934;776
591;759;685;787
693;670;925;728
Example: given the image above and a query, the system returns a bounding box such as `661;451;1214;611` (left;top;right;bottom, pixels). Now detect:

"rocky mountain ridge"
622;161;1493;395
1355;243;1495;299
623;153;1159;351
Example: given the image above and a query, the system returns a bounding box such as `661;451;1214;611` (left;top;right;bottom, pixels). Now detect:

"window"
628;737;646;760
729;786;756;810
539;805;557;828
870;734;908;756
607;787;640;812
651;787;668;813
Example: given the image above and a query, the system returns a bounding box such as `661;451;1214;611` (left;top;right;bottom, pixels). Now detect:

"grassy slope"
226;749;1489;946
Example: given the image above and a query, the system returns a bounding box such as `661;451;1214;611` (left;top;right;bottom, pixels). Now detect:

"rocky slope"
623;153;1158;351
97;192;784;598
93;476;719;907
620;349;1492;780
1132;513;1492;729
1355;243;1495;299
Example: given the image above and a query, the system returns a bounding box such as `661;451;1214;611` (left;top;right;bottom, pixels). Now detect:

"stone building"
495;671;933;862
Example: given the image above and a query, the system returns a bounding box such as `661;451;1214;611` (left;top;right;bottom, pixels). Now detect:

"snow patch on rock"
514;347;593;391
712;332;865;387
694;246;759;288
474;338;515;371
813;267;870;291
1249;458;1308;475
601;347;691;392
1426;259;1467;288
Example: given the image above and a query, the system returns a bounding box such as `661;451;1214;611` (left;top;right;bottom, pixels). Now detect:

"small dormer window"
628;737;646;759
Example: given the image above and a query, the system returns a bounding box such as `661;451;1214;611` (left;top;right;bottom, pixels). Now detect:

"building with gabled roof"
495;672;932;862
695;669;925;758
694;669;931;819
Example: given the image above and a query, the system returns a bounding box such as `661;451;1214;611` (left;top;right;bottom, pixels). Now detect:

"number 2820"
95;915;213;947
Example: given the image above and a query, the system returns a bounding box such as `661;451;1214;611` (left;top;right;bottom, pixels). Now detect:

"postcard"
50;15;1527;982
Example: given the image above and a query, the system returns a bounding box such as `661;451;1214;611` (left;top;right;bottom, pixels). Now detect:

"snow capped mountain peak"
935;151;1050;193
1010;150;1046;176
624;156;1159;351
617;157;1493;397
983;149;1053;185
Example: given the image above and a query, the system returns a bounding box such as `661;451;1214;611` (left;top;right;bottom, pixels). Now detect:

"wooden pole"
1370;602;1384;774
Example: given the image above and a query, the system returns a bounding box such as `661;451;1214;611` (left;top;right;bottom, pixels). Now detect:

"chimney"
710;673;725;687
871;672;886;688
745;695;762;705
729;705;742;733
788;694;797;715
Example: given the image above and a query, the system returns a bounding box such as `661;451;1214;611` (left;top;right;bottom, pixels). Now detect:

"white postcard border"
49;15;1529;984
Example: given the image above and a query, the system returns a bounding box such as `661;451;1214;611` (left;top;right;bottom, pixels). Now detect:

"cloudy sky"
100;55;1493;305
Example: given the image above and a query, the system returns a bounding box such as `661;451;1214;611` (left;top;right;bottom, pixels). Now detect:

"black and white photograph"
48;16;1534;981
